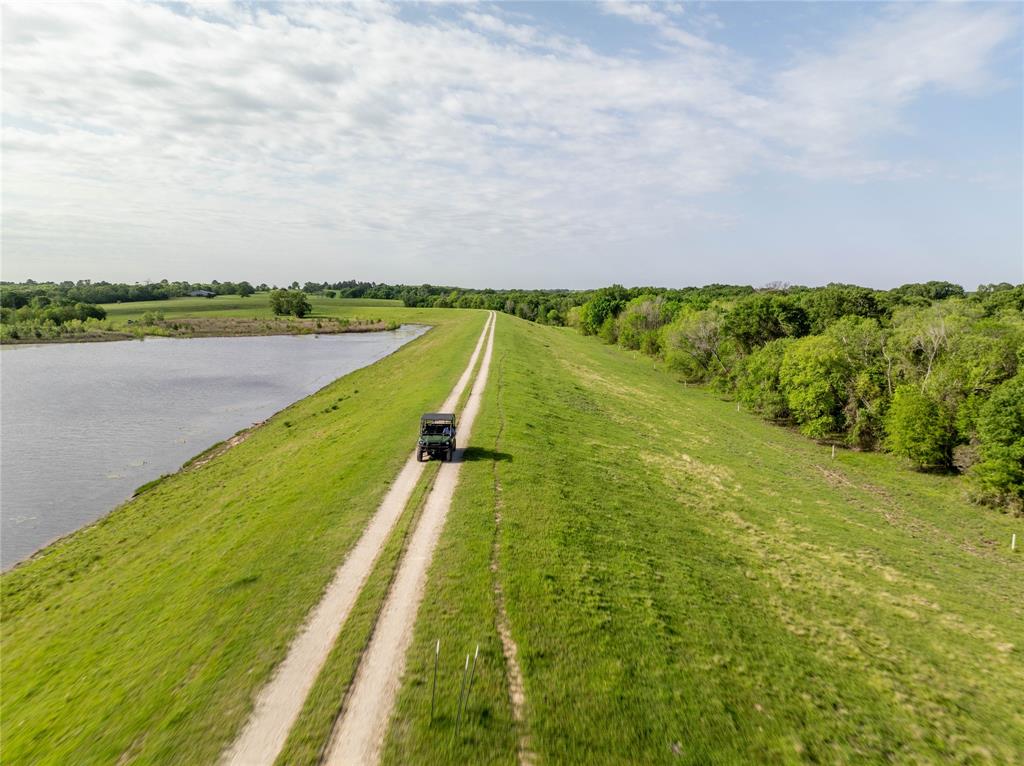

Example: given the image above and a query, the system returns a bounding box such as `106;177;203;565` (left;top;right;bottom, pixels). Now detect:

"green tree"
884;385;956;469
664;310;731;383
270;290;311;318
970;373;1024;509
779;335;851;438
736;338;793;420
825;317;889;448
598;315;618;345
617;295;677;352
798;284;883;334
724;294;808;353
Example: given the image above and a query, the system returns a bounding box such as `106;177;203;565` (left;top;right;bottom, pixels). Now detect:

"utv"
417;413;457;462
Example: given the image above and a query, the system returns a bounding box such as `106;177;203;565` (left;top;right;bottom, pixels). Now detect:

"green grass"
5;306;1021;764
0;309;487;765
385;312;1024;764
100;293;400;324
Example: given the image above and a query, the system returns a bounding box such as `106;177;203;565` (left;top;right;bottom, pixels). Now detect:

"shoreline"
0;316;401;347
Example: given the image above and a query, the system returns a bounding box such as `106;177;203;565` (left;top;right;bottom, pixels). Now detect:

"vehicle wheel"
446;448;453;462
416;448;424;462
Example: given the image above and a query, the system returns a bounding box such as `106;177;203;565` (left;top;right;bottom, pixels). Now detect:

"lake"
0;326;428;568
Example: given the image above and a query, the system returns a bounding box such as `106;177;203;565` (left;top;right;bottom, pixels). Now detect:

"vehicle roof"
420;412;455;422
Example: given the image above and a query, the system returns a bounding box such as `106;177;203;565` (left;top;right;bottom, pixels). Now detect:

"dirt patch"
815;465;854;488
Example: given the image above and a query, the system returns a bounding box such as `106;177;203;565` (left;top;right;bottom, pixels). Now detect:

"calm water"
0;327;427;568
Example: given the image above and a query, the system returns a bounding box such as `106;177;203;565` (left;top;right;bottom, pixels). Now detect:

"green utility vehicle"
417;413;457;462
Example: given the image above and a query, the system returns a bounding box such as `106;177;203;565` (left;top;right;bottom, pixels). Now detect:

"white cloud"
757;3;1018;172
600;1;716;51
0;1;1018;284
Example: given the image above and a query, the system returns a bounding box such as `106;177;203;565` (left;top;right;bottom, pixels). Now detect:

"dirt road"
222;313;494;766
323;311;496;765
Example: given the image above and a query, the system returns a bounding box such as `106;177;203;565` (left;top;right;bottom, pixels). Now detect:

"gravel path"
323;312;496;766
222;313;494;766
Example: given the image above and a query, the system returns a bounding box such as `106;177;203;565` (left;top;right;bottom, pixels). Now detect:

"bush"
884;385;956;469
779;335;851;438
970;374;1024;509
270;290;312;318
617;295;677;351
736;338;793;420
598;315;618;345
664;310;731;383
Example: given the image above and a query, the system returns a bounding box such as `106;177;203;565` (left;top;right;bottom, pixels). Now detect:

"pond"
0;326;428;568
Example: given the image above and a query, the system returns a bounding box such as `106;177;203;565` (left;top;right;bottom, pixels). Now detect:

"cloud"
1;1;1018;284
758;3;1019;173
600;1;716;51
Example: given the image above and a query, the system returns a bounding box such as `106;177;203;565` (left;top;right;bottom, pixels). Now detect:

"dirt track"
323;311;496;765
222;313;494;766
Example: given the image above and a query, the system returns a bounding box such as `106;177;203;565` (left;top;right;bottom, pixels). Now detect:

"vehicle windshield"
422;423;451;435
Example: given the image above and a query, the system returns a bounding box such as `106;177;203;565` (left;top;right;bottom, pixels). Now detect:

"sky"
2;1;1022;290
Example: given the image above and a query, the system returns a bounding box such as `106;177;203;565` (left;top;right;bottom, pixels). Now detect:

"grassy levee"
385;312;1024;764
100;293;400;324
0;308;486;765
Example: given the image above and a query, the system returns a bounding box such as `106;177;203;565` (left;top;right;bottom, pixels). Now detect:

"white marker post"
1013;533;1017;551
831;445;836;459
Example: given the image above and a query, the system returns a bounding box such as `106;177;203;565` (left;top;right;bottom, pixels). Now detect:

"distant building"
188;290;216;298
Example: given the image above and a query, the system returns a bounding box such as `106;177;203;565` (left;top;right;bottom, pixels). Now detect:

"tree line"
0;280;259;308
565;282;1022;511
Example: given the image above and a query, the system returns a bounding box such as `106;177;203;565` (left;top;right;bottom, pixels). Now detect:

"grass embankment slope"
387;312;1023;764
0;308;486;765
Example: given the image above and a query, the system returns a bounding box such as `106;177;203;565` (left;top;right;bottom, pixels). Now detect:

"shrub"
779;335;851;438
598;315;618;345
664;310;731;383
884;385;956;469
970;374;1024;509
736;338;793;420
617;295;676;351
270;290;312;318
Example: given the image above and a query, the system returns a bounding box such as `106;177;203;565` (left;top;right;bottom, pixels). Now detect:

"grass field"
385;312;1024;764
100;293;401;324
0;308;485;765
3;306;1021;764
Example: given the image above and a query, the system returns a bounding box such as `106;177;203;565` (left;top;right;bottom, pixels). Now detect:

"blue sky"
2;1;1021;289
